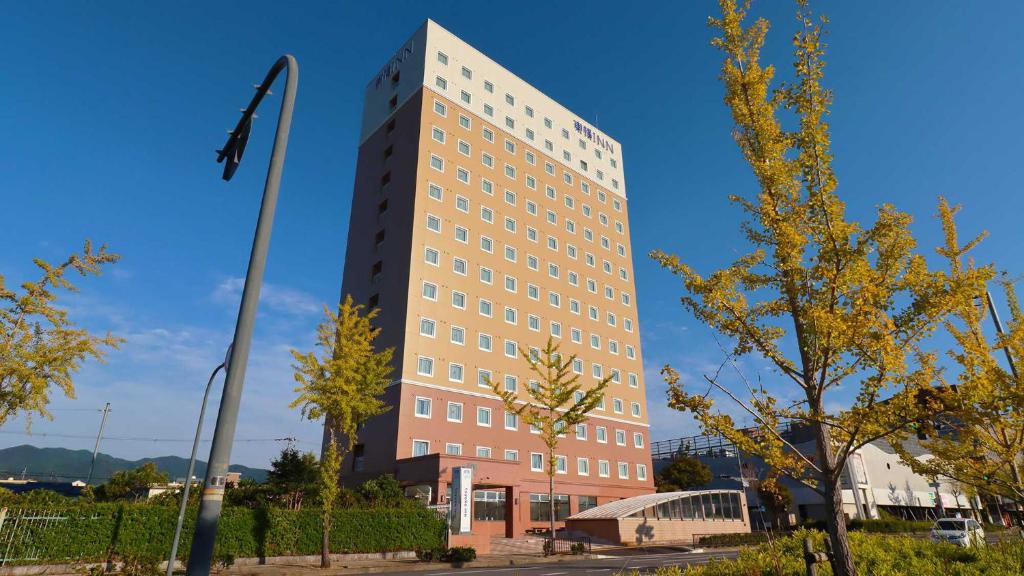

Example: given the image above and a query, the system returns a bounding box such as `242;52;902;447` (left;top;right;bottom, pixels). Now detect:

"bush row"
0;504;446;565
660;530;1024;575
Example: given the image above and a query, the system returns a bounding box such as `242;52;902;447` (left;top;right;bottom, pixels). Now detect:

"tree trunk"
321;515;331;568
549;469;555;540
812;421;856;576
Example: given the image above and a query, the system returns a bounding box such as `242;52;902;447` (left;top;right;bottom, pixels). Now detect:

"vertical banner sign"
451;467;473;534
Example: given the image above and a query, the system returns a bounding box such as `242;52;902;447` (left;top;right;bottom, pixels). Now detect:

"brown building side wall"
335;91;425;473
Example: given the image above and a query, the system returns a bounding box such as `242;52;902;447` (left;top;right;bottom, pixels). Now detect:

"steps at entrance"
487;536;546;555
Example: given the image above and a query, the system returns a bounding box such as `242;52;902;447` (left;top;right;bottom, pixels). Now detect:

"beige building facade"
337;20;652;537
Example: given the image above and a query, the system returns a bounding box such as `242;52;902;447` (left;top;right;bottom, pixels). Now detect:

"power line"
0;430;313;444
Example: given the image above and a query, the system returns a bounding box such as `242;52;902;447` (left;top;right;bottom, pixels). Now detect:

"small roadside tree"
290;294;394;568
0;241;122;427
94;463;169;501
490;337;609;540
654;455;712;492
757;475;793;528
267;446;319;509
894;203;1024;508
651;3;988;574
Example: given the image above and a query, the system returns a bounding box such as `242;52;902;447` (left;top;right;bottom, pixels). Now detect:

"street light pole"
167;356;227;576
185;55;298;576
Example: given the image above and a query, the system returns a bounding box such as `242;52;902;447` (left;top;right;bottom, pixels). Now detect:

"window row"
421;195;630;279
424;153;627;239
417;317;640;384
411;438;648;481
412;395;647;435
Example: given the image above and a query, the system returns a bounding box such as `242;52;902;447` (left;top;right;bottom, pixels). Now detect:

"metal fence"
427;504;451;547
0;508;70;567
544;534;591;556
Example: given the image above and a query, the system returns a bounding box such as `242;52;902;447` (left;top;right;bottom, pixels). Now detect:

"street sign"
451;467;472;534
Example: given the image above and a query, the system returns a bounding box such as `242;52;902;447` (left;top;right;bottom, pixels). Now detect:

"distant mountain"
0;445;268;485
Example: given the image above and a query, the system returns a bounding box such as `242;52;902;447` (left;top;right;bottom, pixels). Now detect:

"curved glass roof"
567;489;744;520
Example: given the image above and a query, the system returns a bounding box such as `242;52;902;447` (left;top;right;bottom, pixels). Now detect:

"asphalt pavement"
405;548;742;576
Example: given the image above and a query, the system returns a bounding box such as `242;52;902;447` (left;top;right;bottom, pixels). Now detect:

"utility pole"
985;290;1019;378
86;402;111;485
185;55;298;576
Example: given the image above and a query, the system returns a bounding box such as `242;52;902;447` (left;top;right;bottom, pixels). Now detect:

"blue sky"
3;1;1023;469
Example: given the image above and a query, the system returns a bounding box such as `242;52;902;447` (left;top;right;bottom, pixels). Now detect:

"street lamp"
184;55;298;576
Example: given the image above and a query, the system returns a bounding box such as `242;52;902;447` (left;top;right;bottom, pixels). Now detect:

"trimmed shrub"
441;547;476;563
0;504;445;565
697;532;772;548
657;529;1024;576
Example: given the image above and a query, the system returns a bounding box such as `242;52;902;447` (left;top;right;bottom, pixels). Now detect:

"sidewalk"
225;554;591;576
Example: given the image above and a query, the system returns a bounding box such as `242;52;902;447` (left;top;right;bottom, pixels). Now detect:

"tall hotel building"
338;20;652;537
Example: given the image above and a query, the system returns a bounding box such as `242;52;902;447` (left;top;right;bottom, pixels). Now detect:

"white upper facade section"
360;19;627;198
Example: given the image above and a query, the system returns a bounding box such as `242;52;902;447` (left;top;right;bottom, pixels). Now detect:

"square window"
459;114;471;129
431;126;445;143
484;80;494;93
412;440;430;457
596;427;607;443
505;339;518;357
477;407;492;427
448;363;464;382
456;195;469;212
461;66;472;79
476;446;491;458
417;356;434;376
429;155;444;172
504;449;518;461
634;432;645;448
433;100;447;117
505;411;518;431
531;453;543;471
414;396;431;418
504;307;517;324
422;282;437;301
424;247;439;266
427;183;443;201
447;402;463;422
450;325;465;345
452;291;466;309
437;51;448;65
419;317;436;337
479;299;492;317
446;443;462;455
478;333;492;352
577;458;590;476
598;460;610;477
455;225;468;243
477;368;492;388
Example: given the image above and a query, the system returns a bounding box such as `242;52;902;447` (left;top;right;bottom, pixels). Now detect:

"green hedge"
0;505;445;565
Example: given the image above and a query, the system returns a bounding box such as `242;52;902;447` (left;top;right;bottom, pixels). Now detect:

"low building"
651;424;998;527
565;490;750;546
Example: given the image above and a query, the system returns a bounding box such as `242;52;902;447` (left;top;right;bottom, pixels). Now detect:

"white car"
929;518;985;547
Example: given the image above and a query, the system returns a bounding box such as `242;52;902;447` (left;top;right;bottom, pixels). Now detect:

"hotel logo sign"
574;120;615;155
374;40;415;90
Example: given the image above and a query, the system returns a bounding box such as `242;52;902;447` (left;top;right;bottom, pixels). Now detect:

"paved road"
409;548;741;576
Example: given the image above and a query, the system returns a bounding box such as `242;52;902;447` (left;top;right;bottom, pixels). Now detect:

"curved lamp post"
184;55;298;576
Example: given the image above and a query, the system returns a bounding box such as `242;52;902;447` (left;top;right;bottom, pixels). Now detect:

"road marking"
541;572;567;576
425;565;532;569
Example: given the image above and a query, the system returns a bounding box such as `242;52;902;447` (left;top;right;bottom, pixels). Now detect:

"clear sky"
3;1;1023;470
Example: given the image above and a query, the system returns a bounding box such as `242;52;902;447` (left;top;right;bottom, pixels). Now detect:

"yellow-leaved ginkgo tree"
1;241;122;427
290;294;394;568
651;2;989;575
